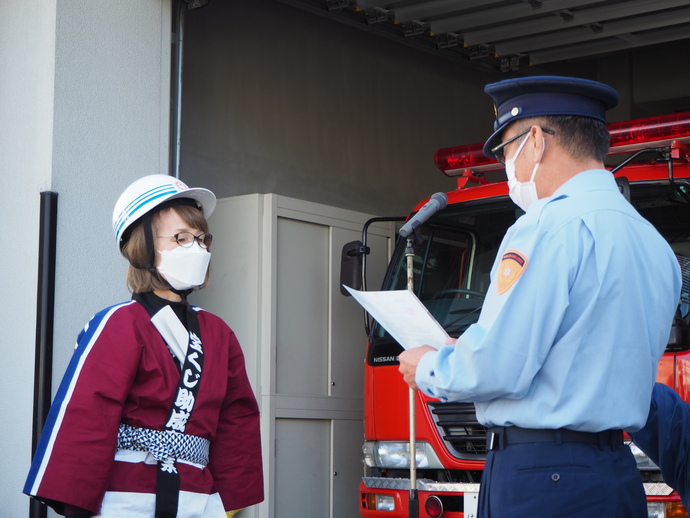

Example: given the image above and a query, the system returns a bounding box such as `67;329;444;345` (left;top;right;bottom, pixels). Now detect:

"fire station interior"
175;1;690;517
180;0;690;216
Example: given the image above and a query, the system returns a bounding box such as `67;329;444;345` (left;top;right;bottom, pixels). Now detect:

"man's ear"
529;126;546;162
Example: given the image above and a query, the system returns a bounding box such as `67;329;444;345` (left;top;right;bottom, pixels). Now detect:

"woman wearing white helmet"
25;175;264;518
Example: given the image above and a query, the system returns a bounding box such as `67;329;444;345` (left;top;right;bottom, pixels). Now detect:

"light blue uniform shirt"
416;169;682;432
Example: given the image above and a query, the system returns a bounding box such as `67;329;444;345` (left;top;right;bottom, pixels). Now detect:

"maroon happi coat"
25;298;264;515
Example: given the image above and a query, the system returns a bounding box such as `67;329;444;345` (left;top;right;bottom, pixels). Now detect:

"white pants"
95;450;226;517
95;490;226;518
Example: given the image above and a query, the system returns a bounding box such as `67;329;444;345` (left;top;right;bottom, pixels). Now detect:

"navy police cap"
483;76;619;159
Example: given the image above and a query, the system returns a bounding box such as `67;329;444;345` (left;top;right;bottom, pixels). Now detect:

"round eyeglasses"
157;232;213;249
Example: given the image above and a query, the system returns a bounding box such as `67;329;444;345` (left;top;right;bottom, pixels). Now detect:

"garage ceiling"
279;0;690;73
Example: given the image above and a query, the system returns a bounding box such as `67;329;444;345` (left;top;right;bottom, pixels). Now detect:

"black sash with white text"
133;292;205;518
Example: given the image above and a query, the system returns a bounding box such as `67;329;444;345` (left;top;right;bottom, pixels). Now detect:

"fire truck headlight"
363;441;443;469
648;502;666;518
647;501;688;518
365;493;396;511
627;440;660;471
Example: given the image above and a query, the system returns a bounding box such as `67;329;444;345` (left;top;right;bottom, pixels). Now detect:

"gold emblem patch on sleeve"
497;250;528;295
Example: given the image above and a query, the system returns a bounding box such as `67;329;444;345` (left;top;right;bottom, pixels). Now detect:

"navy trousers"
477;440;646;517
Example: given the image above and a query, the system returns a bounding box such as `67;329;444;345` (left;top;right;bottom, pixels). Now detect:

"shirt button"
551;473;560;482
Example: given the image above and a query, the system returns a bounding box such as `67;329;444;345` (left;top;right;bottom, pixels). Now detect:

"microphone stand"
405;234;419;518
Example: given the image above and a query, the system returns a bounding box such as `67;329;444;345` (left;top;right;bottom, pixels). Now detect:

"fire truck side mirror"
667;322;690;353
667;301;690;353
340;240;366;296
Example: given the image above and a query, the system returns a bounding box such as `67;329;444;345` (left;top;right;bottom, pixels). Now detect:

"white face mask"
505;133;544;212
157;244;211;291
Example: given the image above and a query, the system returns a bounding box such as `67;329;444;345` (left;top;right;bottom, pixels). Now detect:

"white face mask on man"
505;132;545;212
157;244;211;291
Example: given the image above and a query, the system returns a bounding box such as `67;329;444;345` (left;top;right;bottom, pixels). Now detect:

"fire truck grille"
428;401;488;460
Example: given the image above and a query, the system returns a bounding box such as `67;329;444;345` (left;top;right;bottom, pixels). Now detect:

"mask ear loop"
528;137;546;183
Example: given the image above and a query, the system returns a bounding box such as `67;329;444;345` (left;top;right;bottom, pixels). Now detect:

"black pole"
409;489;419;518
30;191;58;518
169;0;185;178
406;235;419;518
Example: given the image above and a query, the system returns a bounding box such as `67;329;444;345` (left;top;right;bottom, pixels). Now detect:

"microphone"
399;192;448;238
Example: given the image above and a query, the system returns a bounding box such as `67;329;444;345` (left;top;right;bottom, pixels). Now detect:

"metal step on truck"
341;111;690;518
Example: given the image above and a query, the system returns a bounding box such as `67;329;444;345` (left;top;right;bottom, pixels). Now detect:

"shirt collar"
551;169;616;199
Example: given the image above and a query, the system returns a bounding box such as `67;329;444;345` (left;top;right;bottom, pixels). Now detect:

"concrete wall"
1;1;58;514
2;1;171;516
179;0;504;217
49;0;172;369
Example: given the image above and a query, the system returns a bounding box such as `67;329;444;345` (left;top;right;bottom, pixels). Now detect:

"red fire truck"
341;112;690;518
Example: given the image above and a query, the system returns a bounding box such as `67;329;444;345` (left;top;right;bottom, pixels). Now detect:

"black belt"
487;427;624;451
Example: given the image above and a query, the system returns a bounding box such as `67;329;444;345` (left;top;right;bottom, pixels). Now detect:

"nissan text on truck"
341;112;690;518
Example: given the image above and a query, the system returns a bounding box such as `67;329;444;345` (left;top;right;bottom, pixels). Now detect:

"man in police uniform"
398;76;682;517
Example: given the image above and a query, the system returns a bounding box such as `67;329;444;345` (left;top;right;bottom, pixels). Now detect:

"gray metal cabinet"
193;194;394;518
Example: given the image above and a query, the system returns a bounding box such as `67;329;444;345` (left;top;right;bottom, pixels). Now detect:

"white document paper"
344;286;449;350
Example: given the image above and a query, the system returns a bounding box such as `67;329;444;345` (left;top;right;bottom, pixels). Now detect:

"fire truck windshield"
368;196;519;365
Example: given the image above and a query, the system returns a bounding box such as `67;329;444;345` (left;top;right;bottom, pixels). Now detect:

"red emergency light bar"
434;144;503;178
607;111;690;155
435;111;690;178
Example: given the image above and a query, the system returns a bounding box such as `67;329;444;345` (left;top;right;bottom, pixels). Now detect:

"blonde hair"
121;204;211;293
